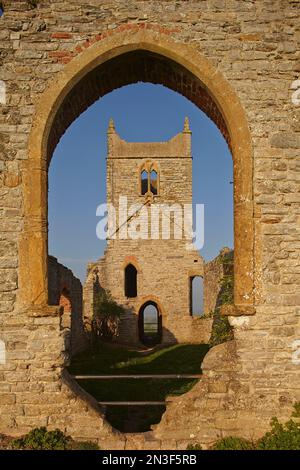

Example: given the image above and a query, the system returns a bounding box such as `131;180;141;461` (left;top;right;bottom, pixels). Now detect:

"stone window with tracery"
140;162;159;196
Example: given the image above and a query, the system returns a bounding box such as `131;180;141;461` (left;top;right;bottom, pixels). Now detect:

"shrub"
257;417;300;450
92;290;125;342
12;427;69;450
292;402;300;418
27;0;39;8
186;442;202;450
211;436;255;450
12;427;100;451
211;402;300;451
68;440;100;450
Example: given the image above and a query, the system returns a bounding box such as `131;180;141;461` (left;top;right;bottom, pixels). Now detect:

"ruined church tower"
84;119;212;345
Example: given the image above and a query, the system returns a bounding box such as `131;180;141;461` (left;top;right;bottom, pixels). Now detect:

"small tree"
92;290;125;343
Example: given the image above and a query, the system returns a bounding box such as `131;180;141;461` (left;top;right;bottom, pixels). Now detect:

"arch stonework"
20;28;254;314
0;0;299;449
122;256;141;273
137;295;166;318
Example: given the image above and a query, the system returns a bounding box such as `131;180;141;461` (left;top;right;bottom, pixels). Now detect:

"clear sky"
48;83;233;291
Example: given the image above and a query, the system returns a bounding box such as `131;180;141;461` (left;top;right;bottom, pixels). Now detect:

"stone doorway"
138;301;162;347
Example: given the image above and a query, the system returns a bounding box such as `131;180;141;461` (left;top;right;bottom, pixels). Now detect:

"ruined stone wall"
0;0;299;449
204;255;224;315
204;248;233;315
85;245;212;346
48;256;87;356
82;262;103;334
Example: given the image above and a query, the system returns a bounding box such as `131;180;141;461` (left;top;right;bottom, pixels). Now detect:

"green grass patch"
68;343;209;432
68;343;209;376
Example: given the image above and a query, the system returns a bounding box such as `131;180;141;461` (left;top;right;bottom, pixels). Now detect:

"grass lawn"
68;342;209;432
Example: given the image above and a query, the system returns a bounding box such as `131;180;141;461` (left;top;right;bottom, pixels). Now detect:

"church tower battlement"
106;118;194;243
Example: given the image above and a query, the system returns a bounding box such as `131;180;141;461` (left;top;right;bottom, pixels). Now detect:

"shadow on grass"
68;342;209;433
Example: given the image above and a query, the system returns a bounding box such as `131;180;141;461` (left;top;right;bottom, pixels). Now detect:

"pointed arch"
139;161;159;196
140;168;148;195
138;300;162;346
21;28;254;315
124;263;137;298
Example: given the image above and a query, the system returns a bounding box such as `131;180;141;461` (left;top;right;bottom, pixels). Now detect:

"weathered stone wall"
0;0;299;449
204;247;233;315
0;303;124;447
84;262;213;346
48;255;87;356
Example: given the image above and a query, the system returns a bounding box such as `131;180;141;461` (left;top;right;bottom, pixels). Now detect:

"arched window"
141;170;148;195
140;163;159;196
190;276;204;316
150;170;158;195
124;264;137;297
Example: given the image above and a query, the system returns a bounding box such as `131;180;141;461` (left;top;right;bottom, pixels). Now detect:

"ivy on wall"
209;251;234;347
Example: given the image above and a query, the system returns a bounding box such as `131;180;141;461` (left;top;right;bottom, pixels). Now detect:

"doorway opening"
138;301;162;347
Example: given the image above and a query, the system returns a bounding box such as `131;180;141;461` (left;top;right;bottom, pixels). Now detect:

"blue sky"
48;83;233;291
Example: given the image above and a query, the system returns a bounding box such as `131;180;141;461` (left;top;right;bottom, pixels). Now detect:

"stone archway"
138;300;162;347
14;28;257;448
19;28;254;318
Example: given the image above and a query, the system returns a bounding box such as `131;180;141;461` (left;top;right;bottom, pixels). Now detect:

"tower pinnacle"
183;116;191;133
107;118;115;133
